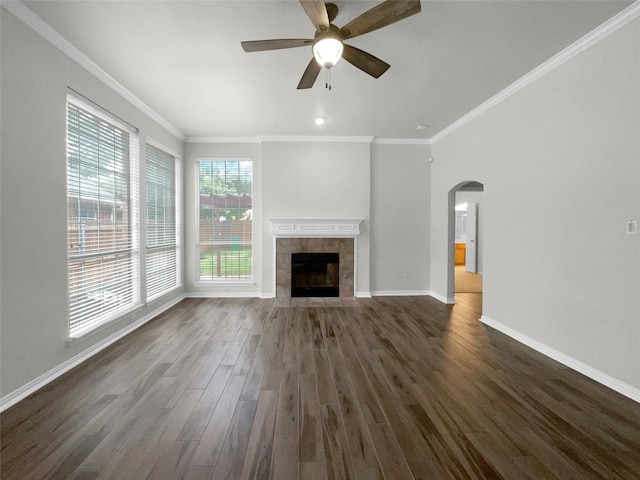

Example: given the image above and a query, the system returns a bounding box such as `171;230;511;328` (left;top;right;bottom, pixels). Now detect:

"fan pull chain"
325;69;332;91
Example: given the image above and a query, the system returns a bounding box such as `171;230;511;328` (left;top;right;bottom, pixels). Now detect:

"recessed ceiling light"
315;116;327;126
416;124;429;131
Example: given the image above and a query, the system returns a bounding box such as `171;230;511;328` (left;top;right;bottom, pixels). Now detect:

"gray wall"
182;139;432;299
0;9;184;398
261;140;372;296
370;143;431;294
430;18;640;390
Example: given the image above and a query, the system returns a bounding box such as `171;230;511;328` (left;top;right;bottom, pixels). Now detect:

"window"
67;94;139;338
146;142;180;299
197;159;252;280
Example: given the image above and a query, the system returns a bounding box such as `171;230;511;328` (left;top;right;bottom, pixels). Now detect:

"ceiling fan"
240;0;421;89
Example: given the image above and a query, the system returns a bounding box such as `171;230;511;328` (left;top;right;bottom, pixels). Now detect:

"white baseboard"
371;290;429;297
0;294;187;413
480;315;640;404
427;291;456;304
186;292;261;298
370;290;455;304
356;291;372;298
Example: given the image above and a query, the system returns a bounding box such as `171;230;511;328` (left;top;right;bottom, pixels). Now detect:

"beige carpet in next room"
455;265;483;293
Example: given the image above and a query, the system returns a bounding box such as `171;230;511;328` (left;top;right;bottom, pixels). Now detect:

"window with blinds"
67;94;139;338
197;160;252;280
146;143;180;299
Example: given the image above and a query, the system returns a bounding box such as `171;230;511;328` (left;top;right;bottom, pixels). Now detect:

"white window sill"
146;284;183;304
67;303;143;346
194;279;256;287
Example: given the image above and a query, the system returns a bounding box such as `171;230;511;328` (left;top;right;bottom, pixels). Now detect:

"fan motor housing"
314;23;342;41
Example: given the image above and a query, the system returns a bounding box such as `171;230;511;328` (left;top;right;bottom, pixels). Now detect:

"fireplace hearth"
291;252;339;297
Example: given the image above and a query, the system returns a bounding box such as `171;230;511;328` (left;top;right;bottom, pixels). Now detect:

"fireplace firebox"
274;236;355;297
291;252;339;297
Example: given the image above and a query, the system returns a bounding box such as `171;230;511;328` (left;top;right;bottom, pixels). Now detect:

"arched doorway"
447;181;484;303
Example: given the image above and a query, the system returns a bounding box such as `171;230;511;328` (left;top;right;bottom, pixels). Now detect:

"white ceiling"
21;0;633;140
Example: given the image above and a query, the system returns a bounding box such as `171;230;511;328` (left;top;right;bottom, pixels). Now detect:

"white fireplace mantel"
270;218;364;237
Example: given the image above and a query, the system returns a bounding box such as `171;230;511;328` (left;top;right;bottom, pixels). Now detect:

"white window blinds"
67;95;139;337
197;160;252;280
146;143;180;299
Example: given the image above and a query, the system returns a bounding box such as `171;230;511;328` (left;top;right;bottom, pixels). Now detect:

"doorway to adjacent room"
448;181;484;300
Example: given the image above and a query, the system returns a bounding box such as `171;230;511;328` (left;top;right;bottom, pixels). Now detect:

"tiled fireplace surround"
271;219;362;298
276;237;354;297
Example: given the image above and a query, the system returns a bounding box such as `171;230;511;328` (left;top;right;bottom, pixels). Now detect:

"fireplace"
291;252;339;297
271;219;363;298
275;237;354;297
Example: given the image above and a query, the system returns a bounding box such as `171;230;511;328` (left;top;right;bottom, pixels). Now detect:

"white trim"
193;280;256;287
0;294;186;413
195;157;254;283
67;88;138;133
187;136;431;145
427;290;456;304
67;302;144;344
371;290;430;296
271;223;362;299
2;0;185;140
186;137;261;144
145;136;182;161
186;292;260;299
259;135;374;143
429;1;640;144
66;93;142;339
372;138;431;145
480;315;640;404
195;155;255;162
143;137;183;302
271;218;364;237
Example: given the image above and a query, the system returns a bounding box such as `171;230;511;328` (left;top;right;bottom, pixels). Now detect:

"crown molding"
372;138;431;145
259;135;375;143
186;137;261;144
2;0;185;141
187;136;430;145
8;0;637;146
429;1;640;144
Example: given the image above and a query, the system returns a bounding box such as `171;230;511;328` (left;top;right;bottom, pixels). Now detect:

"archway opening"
447;181;484;304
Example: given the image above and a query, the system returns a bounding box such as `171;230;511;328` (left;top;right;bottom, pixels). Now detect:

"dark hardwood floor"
1;294;639;479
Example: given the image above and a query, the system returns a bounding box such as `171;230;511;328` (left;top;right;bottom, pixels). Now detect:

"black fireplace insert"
291;252;339;297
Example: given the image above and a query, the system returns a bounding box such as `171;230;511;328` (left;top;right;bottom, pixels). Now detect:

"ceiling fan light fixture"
313;37;344;69
241;0;422;89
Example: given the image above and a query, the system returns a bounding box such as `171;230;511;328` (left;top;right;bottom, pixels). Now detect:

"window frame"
144;139;182;300
195;158;253;283
66;91;141;340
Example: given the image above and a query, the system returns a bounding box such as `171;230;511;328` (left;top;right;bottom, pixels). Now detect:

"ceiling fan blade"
342;44;390;78
297;58;322;89
299;0;330;31
241;38;313;53
340;0;421;40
